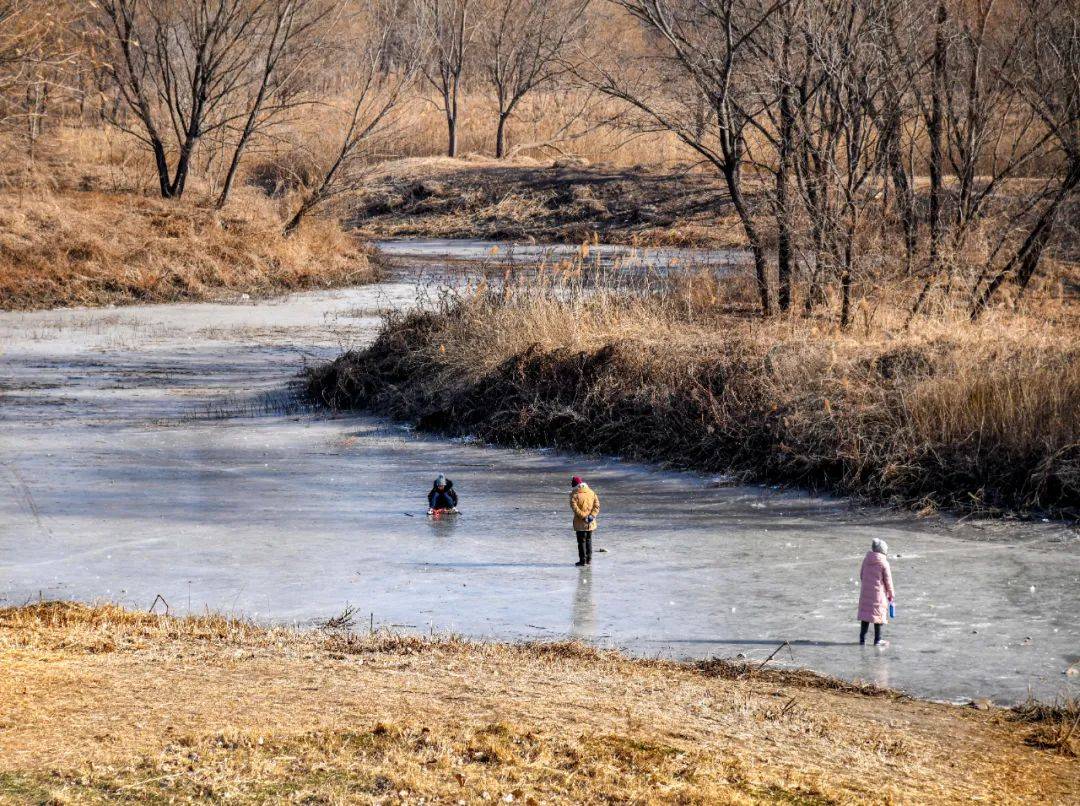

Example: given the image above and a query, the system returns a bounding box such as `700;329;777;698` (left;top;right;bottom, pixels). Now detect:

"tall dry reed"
310;265;1079;515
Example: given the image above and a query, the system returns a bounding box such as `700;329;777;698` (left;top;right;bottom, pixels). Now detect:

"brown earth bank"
0;189;378;312
0;602;1076;805
343;156;745;247
306;279;1080;519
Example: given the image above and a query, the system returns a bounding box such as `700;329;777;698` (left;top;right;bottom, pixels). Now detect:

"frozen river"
1;242;1077;705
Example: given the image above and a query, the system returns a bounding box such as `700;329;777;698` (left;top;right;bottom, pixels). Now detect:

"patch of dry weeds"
0;189;377;311
1;603;1076;804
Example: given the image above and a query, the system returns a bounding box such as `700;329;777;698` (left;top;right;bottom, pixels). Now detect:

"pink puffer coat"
857;550;894;624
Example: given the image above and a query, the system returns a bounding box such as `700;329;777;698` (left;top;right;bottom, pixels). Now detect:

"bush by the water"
309;272;1079;517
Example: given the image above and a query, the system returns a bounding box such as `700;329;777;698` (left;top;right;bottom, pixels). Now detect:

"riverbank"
0;188;377;311
1;602;1075;804
308;275;1080;518
344;156;745;247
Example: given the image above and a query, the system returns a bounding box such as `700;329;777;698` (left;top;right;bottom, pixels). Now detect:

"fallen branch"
749;641;792;678
148;594;169;615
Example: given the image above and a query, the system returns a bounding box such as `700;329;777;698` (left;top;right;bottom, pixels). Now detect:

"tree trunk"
839;239;853;328
775;168;792;312
776;81;795;312
446;81;459;158
283;207;305;236
217;108;262;209
151;140;173;198
447;113;458;157
170;146;194;198
927;1;947;273
971;163;1079;319
495;113;509;159
840;270;852;328
804;252;827;312
885;119;917;277
726;163;771;316
717;112;771;316
217;144;245;209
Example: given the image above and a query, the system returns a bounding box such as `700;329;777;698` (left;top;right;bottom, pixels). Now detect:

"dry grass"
0;109;697;314
309;268;1079;516
337;155;744;247
0;188;377;311
0;124;381;311
252;89;692;176
1;602;1077;804
1013;698;1080;757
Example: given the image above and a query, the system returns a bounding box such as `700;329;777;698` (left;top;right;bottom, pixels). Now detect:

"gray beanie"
434;474;447;487
871;538;888;555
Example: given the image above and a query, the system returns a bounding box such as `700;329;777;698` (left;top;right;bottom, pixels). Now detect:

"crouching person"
428;474;458;514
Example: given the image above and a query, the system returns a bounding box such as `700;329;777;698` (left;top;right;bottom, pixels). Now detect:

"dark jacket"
428;480;458;510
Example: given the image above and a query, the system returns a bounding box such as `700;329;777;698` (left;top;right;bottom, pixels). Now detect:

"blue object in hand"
888;601;896;619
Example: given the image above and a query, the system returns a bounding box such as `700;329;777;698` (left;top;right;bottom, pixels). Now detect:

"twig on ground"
750;641;792;677
148;594;169;615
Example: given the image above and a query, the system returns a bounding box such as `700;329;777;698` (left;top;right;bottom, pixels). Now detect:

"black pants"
430;493;455;509
860;621;882;644
575;531;593;564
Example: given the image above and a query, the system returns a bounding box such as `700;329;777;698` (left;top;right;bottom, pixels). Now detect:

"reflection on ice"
571;567;596;640
856;648;892;690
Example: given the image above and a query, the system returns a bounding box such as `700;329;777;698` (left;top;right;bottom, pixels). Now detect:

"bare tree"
971;0;1080;318
419;0;478;158
926;0;947;283
479;0;590;158
907;0;1057;319
0;1;79;156
788;0;893;327
595;0;788;317
743;0;810;312
871;0;927;289
96;0;273;199
283;2;423;235
215;0;339;209
869;0;1077;321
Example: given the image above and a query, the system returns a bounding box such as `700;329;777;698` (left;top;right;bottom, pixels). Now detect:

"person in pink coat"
858;538;895;646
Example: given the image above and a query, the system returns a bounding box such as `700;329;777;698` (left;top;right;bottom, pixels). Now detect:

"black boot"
575;533;587;566
585;533;593;564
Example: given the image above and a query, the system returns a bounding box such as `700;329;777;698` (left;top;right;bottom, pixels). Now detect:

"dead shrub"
308;271;1078;515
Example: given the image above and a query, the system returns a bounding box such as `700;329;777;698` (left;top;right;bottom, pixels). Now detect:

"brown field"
0;188;377;311
0;127;378;312
0;118;697;313
0;602;1076;804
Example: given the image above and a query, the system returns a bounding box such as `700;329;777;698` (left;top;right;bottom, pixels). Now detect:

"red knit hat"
571;475;584;486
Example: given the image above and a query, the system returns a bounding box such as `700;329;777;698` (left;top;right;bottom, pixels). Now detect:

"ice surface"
374;238;744;266
373;238;748;283
1;245;1077;705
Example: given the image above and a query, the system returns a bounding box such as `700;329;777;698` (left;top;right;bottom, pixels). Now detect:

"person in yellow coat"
569;475;600;566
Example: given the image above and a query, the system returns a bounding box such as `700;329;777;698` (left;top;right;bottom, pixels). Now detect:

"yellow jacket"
570;484;600;531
